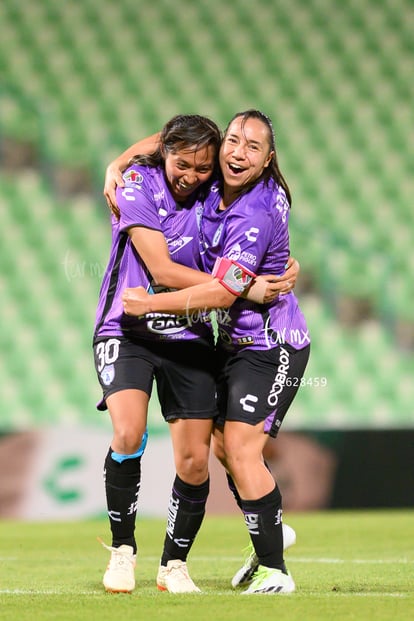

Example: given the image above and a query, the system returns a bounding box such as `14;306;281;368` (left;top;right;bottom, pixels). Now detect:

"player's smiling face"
164;145;216;201
219;117;274;196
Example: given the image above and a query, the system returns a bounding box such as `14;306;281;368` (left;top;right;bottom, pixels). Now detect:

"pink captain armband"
212;256;256;295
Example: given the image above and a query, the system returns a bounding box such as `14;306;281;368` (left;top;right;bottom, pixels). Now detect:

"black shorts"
93;336;218;421
215;343;310;437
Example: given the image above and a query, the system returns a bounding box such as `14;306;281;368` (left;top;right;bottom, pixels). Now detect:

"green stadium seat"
0;0;412;434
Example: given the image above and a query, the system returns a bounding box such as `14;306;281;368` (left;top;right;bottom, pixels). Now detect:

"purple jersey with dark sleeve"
94;164;210;342
199;179;310;351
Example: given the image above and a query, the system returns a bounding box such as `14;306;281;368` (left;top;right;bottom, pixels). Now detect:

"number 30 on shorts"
95;339;120;373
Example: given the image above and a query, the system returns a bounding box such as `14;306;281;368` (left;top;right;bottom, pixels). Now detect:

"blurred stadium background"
0;0;413;519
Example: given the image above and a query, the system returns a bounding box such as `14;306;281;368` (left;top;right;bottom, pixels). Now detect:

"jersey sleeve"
117;168;162;232
223;186;290;275
222;197;274;272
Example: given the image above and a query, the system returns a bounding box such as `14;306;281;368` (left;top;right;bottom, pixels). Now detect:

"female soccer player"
122;110;311;595
95;113;297;594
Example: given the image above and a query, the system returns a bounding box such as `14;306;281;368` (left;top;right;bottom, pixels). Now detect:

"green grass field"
0;510;412;621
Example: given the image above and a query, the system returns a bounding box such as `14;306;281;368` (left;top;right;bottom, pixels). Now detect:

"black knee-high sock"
104;448;141;553
226;472;242;509
226;461;273;510
161;475;210;566
240;485;286;572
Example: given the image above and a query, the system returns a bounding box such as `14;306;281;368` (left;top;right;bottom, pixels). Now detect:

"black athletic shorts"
93;336;218;421
215;343;310;437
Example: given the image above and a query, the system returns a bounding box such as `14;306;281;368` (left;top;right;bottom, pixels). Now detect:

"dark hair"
223;109;292;206
131;114;222;180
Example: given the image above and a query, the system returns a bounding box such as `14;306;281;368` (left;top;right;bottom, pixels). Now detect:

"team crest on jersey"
100;364;115;386
123;170;143;188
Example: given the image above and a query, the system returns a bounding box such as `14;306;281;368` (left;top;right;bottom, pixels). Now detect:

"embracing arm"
122;255;300;314
104;133;161;214
249;255;300;301
123;279;236;316
128;226;212;290
123;239;301;310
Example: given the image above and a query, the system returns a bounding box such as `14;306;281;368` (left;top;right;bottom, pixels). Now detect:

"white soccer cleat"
156;559;201;593
100;541;136;593
231;523;296;588
282;523;297;549
241;565;295;595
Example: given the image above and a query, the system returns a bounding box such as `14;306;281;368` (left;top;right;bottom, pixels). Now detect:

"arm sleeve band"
212;257;256;296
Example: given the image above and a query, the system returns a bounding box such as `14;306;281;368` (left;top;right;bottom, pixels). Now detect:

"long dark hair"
131;114;222;180
223;109;292;206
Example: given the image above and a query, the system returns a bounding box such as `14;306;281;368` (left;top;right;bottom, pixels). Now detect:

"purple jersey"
199;179;310;351
94;164;210;342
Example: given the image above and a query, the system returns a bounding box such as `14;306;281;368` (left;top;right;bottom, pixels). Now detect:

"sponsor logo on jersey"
146;313;189;334
275;192;289;223
123;169;143;188
237;335;255;346
167;236;194;255
244;226;260;242
213;223;224;246
240;250;257;266
227;243;241;261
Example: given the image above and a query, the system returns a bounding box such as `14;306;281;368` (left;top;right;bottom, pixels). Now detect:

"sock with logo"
160;474;210;565
104;447;142;554
239;485;286;572
226;460;273;510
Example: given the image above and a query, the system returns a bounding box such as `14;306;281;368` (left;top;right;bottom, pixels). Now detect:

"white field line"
143;555;413;564
1;555;412;564
0;589;99;595
288;557;413;564
0;588;408;598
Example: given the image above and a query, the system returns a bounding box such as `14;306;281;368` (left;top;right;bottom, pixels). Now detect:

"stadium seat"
0;0;412;432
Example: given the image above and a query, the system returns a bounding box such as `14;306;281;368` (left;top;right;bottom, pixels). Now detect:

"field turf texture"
0;510;412;621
